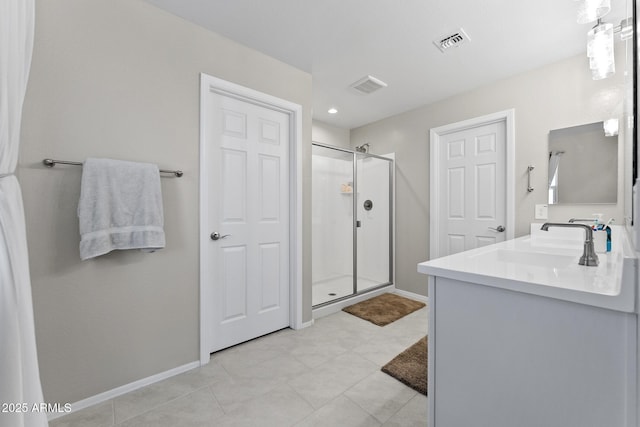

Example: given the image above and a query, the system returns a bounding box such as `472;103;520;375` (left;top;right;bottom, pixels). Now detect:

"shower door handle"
210;232;231;241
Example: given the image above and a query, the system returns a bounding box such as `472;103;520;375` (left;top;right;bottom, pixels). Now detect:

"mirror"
548;121;618;204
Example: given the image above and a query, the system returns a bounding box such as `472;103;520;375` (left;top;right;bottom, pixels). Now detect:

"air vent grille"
433;28;470;52
350;75;388;95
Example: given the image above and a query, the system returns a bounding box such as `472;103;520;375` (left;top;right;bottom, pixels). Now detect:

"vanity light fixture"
616;17;634;40
576;0;635;82
587;20;615;80
575;0;611;24
328;108;338;114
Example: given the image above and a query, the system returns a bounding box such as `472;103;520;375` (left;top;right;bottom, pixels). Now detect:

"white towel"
78;157;165;260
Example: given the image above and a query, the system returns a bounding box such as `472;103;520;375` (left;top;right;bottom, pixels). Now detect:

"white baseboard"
312;284;395;320
290;317;314;330
393;288;429;304
299;319;314;329
48;360;200;421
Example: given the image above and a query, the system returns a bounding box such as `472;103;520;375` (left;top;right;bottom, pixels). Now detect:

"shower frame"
312;142;394;307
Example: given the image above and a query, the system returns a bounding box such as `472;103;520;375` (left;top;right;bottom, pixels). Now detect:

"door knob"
210;232;231;241
488;225;505;232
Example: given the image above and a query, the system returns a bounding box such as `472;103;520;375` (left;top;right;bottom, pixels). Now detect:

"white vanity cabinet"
419;227;638;427
427;276;635;427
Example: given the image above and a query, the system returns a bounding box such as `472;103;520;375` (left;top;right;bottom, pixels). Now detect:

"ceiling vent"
433;28;470;52
349;75;388;95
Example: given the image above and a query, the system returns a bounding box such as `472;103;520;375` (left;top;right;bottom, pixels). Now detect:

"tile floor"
50;303;428;427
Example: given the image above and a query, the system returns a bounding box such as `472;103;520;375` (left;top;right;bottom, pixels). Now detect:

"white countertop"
418;225;637;313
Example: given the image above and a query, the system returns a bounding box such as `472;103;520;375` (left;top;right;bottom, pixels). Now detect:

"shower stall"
312;143;394;307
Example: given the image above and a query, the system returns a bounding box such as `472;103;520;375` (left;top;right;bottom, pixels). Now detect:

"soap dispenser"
604;218;614;252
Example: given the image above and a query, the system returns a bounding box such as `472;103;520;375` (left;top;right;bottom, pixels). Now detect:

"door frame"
429;109;515;259
199;73;303;365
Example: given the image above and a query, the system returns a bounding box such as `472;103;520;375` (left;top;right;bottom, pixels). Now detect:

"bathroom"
2;0;638;426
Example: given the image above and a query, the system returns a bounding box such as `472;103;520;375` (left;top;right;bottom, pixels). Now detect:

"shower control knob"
364;200;373;211
210;232;231;241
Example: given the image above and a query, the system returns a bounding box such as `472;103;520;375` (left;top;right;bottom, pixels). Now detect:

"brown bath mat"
382;336;428;395
342;293;425;326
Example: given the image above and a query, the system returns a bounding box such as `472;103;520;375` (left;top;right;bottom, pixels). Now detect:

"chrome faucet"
540;223;599;266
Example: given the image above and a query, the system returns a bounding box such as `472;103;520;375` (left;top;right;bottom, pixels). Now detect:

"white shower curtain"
0;1;48;426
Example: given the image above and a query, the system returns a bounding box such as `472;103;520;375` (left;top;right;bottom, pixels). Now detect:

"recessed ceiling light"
328;108;338;114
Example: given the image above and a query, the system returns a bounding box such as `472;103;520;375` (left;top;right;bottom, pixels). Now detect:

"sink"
467;247;577;269
529;223;585;249
418;224;637;312
494;249;576;268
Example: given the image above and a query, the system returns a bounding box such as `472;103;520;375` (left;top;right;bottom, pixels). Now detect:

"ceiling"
144;0;629;129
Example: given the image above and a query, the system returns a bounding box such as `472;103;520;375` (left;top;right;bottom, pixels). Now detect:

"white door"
437;120;507;256
203;89;290;353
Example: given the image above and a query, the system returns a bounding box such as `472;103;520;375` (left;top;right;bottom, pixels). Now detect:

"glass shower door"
356;153;392;292
311;145;355;306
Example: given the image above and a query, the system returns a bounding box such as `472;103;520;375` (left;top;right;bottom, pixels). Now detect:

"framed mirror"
548;121;619;204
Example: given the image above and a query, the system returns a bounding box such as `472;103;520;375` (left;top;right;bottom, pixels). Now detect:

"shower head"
355;143;370;153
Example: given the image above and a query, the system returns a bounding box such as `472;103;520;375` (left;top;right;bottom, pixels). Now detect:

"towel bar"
42;158;183;177
527;165;534;193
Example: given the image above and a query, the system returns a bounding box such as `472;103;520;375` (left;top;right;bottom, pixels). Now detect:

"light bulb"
587;22;615;80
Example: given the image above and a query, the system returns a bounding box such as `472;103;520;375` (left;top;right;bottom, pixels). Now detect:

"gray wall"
351;49;627;297
312;120;350;148
20;0;312;405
